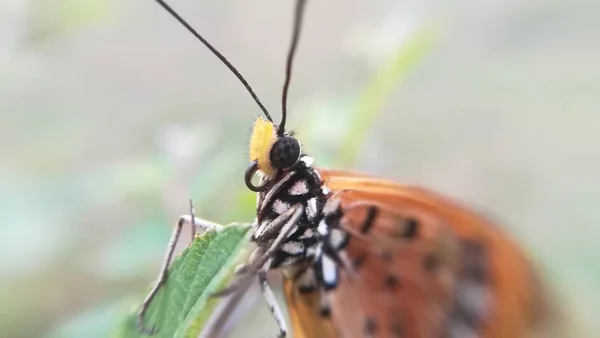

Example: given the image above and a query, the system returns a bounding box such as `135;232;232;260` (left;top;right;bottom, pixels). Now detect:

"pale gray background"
0;0;598;337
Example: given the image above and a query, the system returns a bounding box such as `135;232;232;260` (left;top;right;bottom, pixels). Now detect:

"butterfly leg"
229;205;305;278
252;205;306;338
204;205;304;338
233;244;265;276
136;200;222;334
258;268;288;337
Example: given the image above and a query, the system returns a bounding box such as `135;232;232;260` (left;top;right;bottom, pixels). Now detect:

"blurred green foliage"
336;27;437;167
26;0;109;42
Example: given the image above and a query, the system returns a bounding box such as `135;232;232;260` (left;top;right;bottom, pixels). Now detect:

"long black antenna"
153;0;273;122
279;0;308;136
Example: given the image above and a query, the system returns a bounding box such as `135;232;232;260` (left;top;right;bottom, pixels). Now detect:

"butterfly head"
247;116;302;191
152;0;308;192
244;0;308;192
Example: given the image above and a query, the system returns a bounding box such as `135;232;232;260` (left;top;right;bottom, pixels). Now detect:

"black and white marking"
248;154;349;334
445;240;493;338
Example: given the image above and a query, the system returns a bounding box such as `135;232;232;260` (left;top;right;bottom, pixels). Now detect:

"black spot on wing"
402;218;419;238
381;251;394;262
423;253;440;272
298;285;316;293
320;305;331;318
364;317;378;335
385;274;401;290
460;240;489;283
353;252;368;270
390;322;403;337
360;206;378;233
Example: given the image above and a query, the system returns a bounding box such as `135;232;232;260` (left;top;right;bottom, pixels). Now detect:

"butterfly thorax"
250;153;350;299
252;155;329;269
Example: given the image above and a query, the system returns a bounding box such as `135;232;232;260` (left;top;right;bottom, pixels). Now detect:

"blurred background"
1;0;599;337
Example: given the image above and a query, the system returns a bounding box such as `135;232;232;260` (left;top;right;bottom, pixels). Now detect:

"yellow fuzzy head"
249;116;278;177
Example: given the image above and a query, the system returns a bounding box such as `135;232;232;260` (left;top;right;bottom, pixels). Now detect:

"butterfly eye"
270;136;301;170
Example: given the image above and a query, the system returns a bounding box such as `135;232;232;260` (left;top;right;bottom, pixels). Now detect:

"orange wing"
283;278;338;338
284;168;560;338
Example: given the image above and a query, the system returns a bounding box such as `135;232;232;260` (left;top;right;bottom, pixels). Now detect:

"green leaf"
115;223;252;338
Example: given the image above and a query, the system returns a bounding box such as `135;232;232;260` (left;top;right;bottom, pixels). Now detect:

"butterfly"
137;0;560;337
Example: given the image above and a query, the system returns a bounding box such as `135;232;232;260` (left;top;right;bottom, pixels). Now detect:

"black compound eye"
270;136;301;169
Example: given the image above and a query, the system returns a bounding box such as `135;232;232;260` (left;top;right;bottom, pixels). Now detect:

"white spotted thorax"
251;154;346;293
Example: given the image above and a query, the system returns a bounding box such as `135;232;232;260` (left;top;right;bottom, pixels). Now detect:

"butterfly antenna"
153;0;273;122
279;0;308;136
